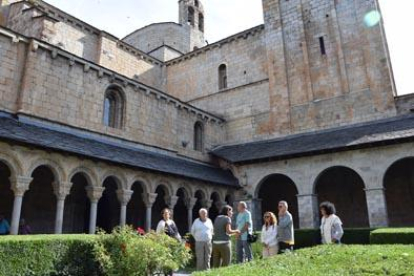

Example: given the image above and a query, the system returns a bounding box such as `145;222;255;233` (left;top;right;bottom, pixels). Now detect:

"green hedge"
0;227;192;276
370;228;414;244
194;245;414;276
0;235;100;276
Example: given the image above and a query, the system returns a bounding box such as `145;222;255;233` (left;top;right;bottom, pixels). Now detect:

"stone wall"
0;29;26;113
0;31;225;162
235;141;414;229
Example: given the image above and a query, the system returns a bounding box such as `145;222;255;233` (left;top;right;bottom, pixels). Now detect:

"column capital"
10;176;33;197
186;197;198;210
116;189;134;205
143;193;158;208
54;181;72;201
86;186;105;203
167;195;179;209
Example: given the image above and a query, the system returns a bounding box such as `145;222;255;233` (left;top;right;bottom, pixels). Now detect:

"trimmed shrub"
295;229;320;248
370;228;414;244
94;227;192;275
0;227;192;276
0;235;100;276
342;228;374;244
194;245;414;276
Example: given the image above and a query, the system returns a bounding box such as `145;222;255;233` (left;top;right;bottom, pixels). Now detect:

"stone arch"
26;158;66;184
127;180;147;229
255;174;299;228
0;151;23;178
194;121;204;152
22;165;58;233
67;166;98;188
152;178;173;196
128;175;151;195
151;184;171;229
97;175;122;232
193;189;207;220
209;191;222;222
218;63;228;90
64;172;90;233
383;157;414;227
175;187;190;235
225;193;235;208
314;166;369;227
100;170;127;190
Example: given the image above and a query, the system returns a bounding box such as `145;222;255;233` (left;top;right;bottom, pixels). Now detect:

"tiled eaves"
165;24;265;66
13;0;164;66
0;27;226;124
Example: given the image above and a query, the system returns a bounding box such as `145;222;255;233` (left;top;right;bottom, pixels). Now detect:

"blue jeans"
236;239;253;263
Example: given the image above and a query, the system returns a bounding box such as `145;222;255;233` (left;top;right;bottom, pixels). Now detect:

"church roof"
0;114;238;187
211;114;414;164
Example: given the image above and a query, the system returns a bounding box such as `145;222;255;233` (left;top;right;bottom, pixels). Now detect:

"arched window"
194;0;199;7
103;87;125;129
198;13;204;32
218;64;227;90
188;7;195;26
194;122;204;152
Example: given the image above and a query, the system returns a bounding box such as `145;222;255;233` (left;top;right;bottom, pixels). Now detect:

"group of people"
0;214;32;235
155;200;344;272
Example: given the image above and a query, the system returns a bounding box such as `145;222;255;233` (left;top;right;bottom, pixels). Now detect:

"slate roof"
211;114;414;164
0;114;238;187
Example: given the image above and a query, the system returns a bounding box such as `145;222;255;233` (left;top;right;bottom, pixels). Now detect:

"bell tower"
179;0;205;33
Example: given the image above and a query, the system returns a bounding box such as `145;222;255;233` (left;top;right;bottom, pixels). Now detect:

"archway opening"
384;158;414;227
127;182;146;230
22;166;56;233
0;161;13;228
152;185;168;229
209;192;220;222
193;190;204;221
174;188;189;235
257;174;299;228
225;194;234;208
63;173;90;233
97;177;120;233
315;166;369;227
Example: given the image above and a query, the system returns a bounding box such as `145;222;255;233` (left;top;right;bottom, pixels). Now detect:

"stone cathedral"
0;0;413;236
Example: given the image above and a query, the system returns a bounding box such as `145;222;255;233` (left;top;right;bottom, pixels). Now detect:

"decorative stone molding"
186;197;198;210
86;186;105;203
10;176;33;197
167;195;179;209
116;189;134;205
53;181;72;200
143;193;158;208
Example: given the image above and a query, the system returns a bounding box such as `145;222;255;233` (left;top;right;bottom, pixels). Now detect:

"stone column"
86;186;105;234
116;189;133;227
10;176;32;235
297;194;319;229
365;188;388;227
250;198;262;231
54;182;72;234
186;197;198;232
144;193;158;232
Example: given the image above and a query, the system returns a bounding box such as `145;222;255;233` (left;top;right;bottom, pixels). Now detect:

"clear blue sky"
45;0;414;96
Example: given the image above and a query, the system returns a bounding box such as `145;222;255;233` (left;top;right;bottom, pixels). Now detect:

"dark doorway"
257;174;299;228
384;158;414;227
315;167;369;227
63;173;90;233
97;177;120;233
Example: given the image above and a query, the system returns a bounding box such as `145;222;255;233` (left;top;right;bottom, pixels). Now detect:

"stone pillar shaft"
87;187;105;234
10;176;32;235
365;188;388;227
297;194;319;229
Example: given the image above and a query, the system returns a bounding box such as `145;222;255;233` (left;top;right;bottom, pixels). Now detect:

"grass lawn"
194;245;414;276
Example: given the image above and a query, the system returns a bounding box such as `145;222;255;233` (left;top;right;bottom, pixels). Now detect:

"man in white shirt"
191;208;214;271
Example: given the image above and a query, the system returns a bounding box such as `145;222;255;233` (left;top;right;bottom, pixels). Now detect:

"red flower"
136;227;146;235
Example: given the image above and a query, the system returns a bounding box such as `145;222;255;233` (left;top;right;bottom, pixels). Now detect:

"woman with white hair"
191;208;214;271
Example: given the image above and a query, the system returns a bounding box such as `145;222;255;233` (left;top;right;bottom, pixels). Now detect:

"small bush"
0;235;100;276
370;228;414;244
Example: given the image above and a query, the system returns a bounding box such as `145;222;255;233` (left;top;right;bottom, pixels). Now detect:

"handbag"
247;232;258;243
